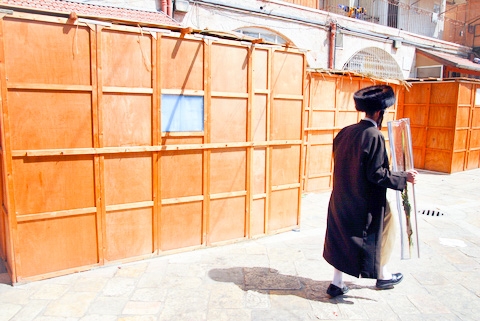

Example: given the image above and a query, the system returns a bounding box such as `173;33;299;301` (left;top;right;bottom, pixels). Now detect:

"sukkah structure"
387;118;420;259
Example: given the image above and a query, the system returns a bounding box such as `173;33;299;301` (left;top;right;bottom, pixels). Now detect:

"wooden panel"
161;151;203;199
253;94;267;142
428;105;456;128
0;154;6;209
412;147;425;169
104;154;152;206
405;84;430;104
102;30;152;88
336;79;359;111
209;196;245;243
0;210;5;261
105;208;153;261
308;130;334;144
430;83;458;105
337;111;359;128
160;37;204;90
472;107;480;127
272;51;303;95
210;98;247;143
451;152;466;172
250;199;265;237
253;149;266;194
211;44;248;93
103;94;152;147
456;106;471;128
411;127;426;148
9;91;92;150
458;83;472;105
308;145;333;175
162;137;204;145
454;129;468;150
312;110;335;128
17;215;98;278
426;128;454;150
253;49;268;90
13;156;95;215
424;150;452;173
466;150;480;169
271;99;302;140
210;149;246;194
3;19;91;85
403;104;427;126
305;176;331;192
0;14;307;282
272;145;300;186
310;77;336;110
160;202;203;250
269;189;299;231
470;129;480;148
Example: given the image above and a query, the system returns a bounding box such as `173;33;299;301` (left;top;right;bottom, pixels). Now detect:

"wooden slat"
152;35;160;254
0;18;18;282
7;83;92;91
16;207;97;222
95;24;107;265
161;195;204;205
106;201;154;212
102;86;153;94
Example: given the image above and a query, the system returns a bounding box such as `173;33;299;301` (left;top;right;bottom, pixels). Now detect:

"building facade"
64;0;480;79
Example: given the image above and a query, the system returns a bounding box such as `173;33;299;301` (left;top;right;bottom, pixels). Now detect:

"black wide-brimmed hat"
353;85;395;113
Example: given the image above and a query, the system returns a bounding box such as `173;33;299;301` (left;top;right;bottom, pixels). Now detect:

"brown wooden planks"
0;11;306;282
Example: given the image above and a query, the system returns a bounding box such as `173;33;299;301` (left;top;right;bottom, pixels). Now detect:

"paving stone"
207;308;251;321
43;292;98;318
130;287;167;302
245;290;270;309
73;277;108;292
0;303;22;321
208;283;245;309
102;277;136;297
79;315;117;321
87;296;128;315
30;284;69;300
121;301;162;315
9;300;49;321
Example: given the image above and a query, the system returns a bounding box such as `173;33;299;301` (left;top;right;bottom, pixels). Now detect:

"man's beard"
377;110;385;130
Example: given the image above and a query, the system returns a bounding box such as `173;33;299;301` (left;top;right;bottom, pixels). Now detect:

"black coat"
323;120;407;279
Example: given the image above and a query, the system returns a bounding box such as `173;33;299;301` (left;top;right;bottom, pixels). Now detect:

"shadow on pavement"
208;267;374;303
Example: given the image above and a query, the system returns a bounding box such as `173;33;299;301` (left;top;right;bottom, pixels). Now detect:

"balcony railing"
282;0;467;41
327;0;444;38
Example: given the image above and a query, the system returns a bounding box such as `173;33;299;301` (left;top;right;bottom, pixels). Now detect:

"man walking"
323;85;418;298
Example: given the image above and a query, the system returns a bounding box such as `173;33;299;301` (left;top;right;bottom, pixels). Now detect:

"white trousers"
380;200;397;267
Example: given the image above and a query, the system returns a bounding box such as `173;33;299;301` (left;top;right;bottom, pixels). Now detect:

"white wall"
67;0;470;80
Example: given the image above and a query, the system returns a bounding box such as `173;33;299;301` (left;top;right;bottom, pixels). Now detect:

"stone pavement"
0;169;479;321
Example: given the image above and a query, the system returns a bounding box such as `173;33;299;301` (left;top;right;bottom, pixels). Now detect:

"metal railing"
326;0;447;39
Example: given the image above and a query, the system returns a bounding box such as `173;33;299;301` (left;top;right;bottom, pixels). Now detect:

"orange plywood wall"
400;80;480;173
0;11;305;283
302;72;401;192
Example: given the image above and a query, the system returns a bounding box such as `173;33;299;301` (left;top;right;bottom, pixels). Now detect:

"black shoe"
376;273;403;290
326;283;349;298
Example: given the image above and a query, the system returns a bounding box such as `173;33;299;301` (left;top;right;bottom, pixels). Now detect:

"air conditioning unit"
415;65;443;79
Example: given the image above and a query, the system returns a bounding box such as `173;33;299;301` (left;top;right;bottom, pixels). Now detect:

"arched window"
234;27;290;45
343;47;404;80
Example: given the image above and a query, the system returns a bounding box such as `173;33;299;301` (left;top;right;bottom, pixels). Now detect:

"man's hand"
406;169;418;184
